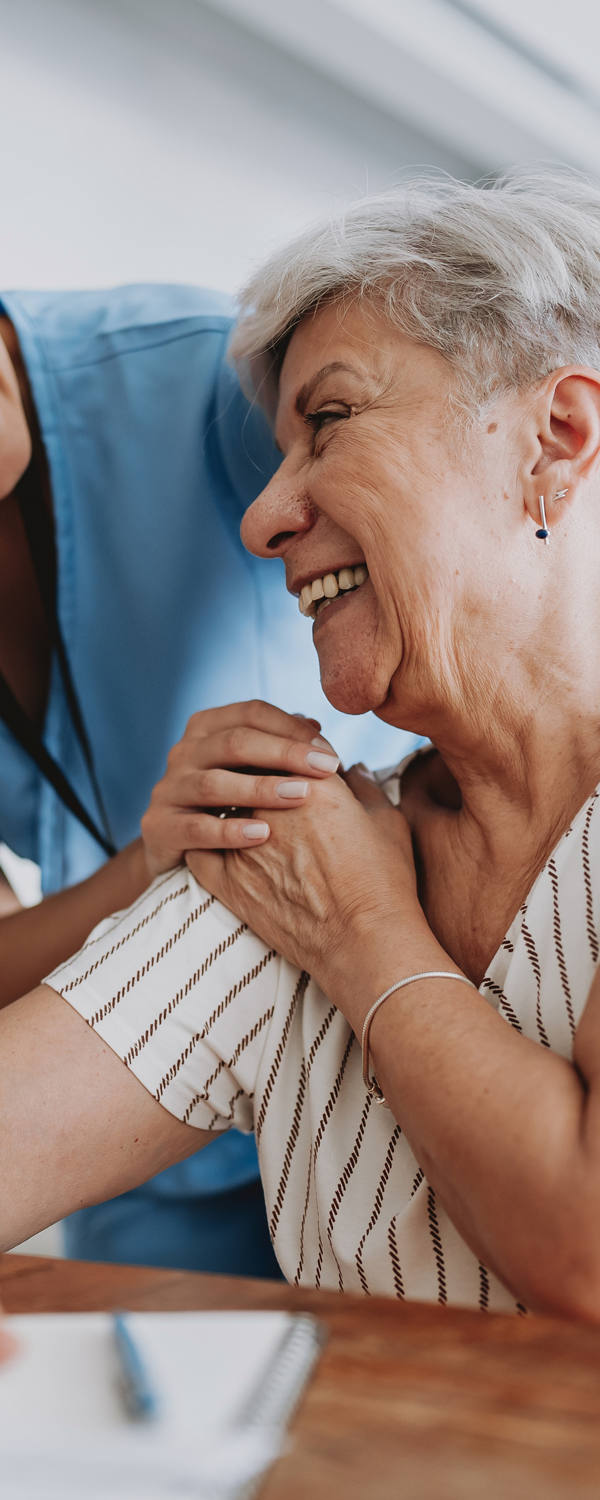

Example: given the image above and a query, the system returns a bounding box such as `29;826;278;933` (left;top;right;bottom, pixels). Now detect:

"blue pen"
112;1313;160;1422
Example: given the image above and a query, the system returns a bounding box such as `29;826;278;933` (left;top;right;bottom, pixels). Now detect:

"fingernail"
306;750;339;772
311;735;333;750
277;780;309;799
243;822;270;839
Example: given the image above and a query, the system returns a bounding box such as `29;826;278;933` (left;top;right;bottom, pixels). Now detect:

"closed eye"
305;406;351;437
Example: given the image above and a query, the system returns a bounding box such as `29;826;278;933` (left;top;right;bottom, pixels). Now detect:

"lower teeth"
316;584;359;617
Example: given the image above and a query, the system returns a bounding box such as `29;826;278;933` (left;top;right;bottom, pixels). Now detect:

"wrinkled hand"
141;701;340;880
186;765;420;992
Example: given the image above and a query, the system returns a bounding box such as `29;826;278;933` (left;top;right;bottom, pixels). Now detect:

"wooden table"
2;1254;600;1499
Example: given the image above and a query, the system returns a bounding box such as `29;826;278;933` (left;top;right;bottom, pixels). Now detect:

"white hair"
231;167;600;421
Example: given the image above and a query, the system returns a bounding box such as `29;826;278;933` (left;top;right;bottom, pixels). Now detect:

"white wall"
0;0;474;295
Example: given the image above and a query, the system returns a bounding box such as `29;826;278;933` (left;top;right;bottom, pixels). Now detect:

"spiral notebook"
0;1310;324;1499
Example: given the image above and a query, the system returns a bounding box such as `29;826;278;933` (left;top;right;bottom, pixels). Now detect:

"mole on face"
487;422;498;434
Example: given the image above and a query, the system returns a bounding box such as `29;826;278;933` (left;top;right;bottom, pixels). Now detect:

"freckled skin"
241;300;542;738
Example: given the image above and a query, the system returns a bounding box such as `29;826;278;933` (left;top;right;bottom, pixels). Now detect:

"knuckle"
225;726;246;761
187;710;205;733
181;813;206;846
247;698;267;721
192;769;213;803
315;773;341;806
253;773;273;803
151;778;169;804
223;820;245;846
283;738;301;771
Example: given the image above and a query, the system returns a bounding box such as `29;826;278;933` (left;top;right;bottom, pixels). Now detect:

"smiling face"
241;298;528;728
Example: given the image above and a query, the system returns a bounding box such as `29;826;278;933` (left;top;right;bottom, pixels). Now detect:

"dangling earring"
535;495;550;544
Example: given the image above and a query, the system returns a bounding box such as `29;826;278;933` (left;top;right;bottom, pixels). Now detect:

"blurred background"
1;0;599;295
1;0;599;1249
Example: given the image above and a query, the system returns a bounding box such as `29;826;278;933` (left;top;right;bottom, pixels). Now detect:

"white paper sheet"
0;1311;322;1499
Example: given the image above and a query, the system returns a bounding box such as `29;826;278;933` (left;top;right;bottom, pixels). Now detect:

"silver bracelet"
361;971;476;1105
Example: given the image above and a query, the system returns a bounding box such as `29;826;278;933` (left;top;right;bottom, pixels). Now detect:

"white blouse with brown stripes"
46;771;600;1313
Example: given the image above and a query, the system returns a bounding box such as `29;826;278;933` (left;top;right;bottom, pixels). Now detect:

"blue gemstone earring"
535;488;568;544
535;494;550;544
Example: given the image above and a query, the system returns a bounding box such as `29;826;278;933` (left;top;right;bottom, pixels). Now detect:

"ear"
522;368;600;529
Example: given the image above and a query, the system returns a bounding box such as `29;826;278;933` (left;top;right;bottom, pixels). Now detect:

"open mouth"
298;564;368;620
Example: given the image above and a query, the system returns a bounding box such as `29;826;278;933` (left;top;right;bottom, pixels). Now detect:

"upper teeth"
298;565;368;617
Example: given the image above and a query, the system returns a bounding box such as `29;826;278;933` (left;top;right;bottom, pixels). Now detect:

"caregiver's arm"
0;984;203;1250
189;769;600;1322
0;703;335;1008
0;842;149;1009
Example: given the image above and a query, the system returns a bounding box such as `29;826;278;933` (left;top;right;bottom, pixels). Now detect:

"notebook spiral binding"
225;1313;325;1500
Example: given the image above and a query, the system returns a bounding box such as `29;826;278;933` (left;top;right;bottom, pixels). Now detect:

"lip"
289;562;367;598
312;586;366;628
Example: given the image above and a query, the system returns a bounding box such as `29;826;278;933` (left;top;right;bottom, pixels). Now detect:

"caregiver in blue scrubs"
0;283;403;1275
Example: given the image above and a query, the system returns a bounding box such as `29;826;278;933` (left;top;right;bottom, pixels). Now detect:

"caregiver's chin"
241;298;600;820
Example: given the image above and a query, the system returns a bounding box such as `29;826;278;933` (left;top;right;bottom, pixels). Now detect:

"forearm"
0;839;151;1008
0;985;202;1250
322;917;596;1317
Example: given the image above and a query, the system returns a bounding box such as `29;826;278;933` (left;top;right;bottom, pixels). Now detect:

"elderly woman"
3;166;600;1320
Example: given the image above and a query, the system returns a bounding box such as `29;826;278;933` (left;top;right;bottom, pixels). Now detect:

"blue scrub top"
0;284;411;1198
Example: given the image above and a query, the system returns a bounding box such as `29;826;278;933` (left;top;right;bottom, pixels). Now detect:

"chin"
313;590;395;717
318;659;389;717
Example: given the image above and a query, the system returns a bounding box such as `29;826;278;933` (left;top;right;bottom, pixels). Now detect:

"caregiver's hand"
186;765;425;1003
140;701;340;879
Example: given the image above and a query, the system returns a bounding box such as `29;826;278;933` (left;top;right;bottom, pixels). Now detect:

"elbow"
529;1283;600;1326
518;1229;600;1325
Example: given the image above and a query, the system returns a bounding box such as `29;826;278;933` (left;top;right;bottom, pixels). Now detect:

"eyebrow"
294;362;360;416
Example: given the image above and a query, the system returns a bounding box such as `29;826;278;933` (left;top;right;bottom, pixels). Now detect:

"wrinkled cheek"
317;454;386;543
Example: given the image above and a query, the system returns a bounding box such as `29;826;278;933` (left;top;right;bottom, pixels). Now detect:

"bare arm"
0;702;336;1009
0;984;204;1250
330;917;600;1319
0;841;150;1009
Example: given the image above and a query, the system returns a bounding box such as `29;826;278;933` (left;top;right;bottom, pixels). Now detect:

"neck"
388;599;600;869
0;317;51;516
0;318;53;722
0;318;35;434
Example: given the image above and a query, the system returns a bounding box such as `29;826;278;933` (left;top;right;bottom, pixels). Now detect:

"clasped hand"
140;701;336;877
143;703;420;992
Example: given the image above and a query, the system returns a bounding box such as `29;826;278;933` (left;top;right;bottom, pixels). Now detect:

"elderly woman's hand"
140;701;340;880
186;764;422;997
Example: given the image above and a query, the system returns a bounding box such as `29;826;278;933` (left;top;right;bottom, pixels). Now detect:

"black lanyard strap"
0;462;117;858
0;671;115;856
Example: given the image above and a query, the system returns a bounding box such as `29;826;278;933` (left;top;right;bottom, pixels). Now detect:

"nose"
241;464;316;559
